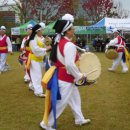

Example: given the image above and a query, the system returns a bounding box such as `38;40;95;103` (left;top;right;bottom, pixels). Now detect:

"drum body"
18;52;27;65
78;52;101;82
105;46;118;60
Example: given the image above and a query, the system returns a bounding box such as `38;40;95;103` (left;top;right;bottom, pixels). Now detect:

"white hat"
113;28;120;33
39;22;46;29
27;24;33;29
1;26;6;30
62;14;74;23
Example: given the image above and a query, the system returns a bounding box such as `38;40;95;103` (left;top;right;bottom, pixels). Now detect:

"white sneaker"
35;93;46;98
2;68;8;72
108;68;115;72
40;121;56;130
40;121;47;129
28;82;34;91
5;64;10;69
46;127;56;130
4;65;11;71
122;69;128;73
75;119;91;125
24;79;30;83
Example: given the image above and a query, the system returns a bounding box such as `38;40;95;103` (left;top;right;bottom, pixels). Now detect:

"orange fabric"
0;46;7;50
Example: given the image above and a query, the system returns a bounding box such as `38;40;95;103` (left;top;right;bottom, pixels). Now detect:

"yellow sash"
30;37;44;61
43;90;51;125
124;48;130;68
26;37;45;70
0;46;7;50
42;66;56;87
41;66;57;125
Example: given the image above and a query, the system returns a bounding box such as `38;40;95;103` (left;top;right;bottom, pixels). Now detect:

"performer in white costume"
0;26;12;74
27;24;51;97
39;22;46;43
40;14;90;130
107;28;128;73
20;24;33;82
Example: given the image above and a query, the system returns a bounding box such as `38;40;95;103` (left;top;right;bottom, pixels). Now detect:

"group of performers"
0;26;12;74
0;13;129;130
18;14;91;130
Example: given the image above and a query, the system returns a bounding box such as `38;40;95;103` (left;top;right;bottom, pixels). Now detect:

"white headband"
36;27;42;32
54;21;73;45
62;21;73;33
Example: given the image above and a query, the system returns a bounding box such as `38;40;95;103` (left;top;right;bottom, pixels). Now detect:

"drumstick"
86;69;98;75
75;45;86;52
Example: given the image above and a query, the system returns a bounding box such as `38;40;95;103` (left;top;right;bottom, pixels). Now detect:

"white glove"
105;44;109;53
81;49;86;52
105;44;109;49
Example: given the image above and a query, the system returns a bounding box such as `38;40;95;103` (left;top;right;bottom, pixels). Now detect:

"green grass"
0;52;130;130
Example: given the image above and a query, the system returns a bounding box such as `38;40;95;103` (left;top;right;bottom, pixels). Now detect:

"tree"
32;0;74;23
27;0;63;23
57;0;74;20
82;0;113;23
110;1;129;18
7;0;30;23
11;0;74;24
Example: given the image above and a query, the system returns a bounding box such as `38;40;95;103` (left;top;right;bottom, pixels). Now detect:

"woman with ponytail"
27;24;51;97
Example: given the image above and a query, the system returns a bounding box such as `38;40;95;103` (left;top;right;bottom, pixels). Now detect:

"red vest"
55;38;79;83
20;36;30;57
117;36;125;52
0;35;8;53
24;36;30;57
20;36;28;51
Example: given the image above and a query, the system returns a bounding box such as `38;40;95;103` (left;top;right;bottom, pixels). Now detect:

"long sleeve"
6;37;12;52
30;39;46;57
41;37;45;43
64;42;83;82
108;38;118;46
21;38;26;49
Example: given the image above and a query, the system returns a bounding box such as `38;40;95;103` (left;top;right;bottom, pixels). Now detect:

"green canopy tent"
74;26;106;34
20;20;37;35
44;21;56;35
43;22;106;35
11;20;55;36
11;19;106;36
11;20;37;35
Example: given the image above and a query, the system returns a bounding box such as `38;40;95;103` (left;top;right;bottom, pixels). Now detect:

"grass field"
0;52;130;130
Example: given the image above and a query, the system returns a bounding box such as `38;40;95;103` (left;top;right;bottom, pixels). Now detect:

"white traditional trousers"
47;80;86;126
30;60;44;94
111;52;128;71
0;53;7;71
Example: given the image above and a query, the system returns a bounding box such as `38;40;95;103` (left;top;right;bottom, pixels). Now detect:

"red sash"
0;35;8;53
